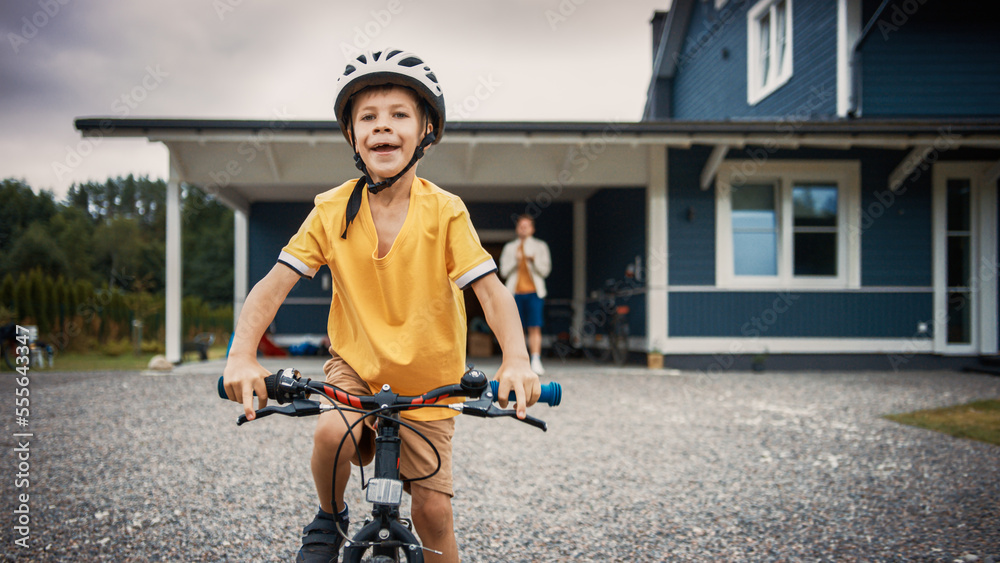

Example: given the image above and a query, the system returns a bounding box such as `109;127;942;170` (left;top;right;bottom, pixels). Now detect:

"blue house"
644;0;1000;367
75;0;1000;369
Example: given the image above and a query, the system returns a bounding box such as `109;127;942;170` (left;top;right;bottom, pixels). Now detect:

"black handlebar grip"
216;375;274;400
489;380;561;406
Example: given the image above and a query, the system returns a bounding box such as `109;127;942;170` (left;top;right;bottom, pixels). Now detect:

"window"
747;0;793;105
716;161;860;289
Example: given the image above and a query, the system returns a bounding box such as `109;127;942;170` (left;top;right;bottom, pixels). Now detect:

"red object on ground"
258;333;288;356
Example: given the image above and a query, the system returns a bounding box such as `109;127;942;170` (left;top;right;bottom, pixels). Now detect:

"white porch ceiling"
156;132;649;212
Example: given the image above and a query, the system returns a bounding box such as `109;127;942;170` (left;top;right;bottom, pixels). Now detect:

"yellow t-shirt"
279;177;497;420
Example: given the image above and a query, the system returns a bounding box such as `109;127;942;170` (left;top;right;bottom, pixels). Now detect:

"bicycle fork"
342;416;425;563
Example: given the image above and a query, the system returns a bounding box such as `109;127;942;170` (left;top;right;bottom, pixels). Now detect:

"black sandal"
296;507;349;563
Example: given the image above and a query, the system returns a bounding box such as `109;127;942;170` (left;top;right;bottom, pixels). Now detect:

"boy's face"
350;86;431;183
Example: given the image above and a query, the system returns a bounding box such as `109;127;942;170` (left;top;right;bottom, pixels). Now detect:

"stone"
147;355;173;371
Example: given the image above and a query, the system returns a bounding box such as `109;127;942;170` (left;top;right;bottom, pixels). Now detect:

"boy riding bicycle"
222;49;541;563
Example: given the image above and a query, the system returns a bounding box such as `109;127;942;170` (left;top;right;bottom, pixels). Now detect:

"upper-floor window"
747;0;793;105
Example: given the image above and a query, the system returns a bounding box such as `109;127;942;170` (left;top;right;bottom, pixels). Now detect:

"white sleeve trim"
455;258;497;289
278;250;318;279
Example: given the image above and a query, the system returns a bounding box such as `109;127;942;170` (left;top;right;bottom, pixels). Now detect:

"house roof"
75;116;1000;210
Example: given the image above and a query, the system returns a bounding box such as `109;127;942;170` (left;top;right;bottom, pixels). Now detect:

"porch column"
571;199;587;346
646;146;669;351
165;161;183;364
233;209;249;329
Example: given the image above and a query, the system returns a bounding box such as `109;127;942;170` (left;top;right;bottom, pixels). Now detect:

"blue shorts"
514;292;544;329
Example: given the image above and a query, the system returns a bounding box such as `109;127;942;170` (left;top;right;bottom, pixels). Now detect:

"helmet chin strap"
353;131;436;194
342;130;437;239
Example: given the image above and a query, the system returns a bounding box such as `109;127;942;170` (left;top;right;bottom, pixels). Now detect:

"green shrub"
141;339;165;354
101;338;132;357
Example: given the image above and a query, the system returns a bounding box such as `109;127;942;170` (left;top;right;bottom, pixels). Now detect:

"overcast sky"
0;0;670;198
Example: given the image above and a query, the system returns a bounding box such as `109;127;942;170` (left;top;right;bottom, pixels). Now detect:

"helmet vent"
387;49;403;59
398;56;422;68
343;64;356;76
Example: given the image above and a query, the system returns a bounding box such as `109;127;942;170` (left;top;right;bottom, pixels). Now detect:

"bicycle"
216;367;561;562
1;324;53;371
584;282;634;366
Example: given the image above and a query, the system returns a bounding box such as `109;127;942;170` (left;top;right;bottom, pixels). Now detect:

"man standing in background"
500;215;552;375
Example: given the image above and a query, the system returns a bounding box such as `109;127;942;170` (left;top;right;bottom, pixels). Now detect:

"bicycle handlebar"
216;368;561;430
216;372;562;407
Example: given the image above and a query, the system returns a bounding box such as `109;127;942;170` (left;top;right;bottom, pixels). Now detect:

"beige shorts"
322;351;456;497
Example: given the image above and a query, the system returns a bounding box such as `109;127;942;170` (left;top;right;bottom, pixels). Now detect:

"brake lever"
458;393;548;432
237;398;322;426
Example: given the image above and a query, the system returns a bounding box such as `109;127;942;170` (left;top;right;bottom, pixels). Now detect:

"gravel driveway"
2;359;998;562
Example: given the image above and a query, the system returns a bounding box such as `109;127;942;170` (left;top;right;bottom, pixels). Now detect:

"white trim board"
747;0;795;105
932;161;998;355
837;0;862;117
660;337;933;354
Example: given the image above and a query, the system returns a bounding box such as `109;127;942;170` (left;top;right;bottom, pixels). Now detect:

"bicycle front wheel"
609;321;629;366
584;333;611;363
342;519;424;563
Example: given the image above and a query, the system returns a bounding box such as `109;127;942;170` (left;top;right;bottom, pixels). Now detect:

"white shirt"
499;235;552;298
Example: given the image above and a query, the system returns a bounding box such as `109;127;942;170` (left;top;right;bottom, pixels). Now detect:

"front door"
932;162;998;355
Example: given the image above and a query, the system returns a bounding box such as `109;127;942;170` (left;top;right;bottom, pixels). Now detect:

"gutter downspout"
848;0;893;117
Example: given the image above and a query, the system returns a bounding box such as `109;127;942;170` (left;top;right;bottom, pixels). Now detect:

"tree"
183;184;234;305
14;274;32;325
0;274;13;311
49;206;96;283
1;223;70;279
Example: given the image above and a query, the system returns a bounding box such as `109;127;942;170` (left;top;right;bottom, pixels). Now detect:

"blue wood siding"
666;146;939;288
248;201;328;333
669;146;716;284
465;201;574;301
669;291;931;337
856;149;933;286
668;0;839;120
587;188;647;336
860;1;1000;117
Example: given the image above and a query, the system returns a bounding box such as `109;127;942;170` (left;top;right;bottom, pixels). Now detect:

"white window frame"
716;160;861;289
747;0;794;105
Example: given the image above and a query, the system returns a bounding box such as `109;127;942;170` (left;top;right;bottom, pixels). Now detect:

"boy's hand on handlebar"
495;359;541;419
222;357;271;421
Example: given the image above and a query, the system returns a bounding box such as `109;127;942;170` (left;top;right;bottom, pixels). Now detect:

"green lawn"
885;399;1000;446
1;345;228;373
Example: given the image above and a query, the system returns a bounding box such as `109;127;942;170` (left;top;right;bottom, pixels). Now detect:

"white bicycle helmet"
333;48;447;238
333;48;446;145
